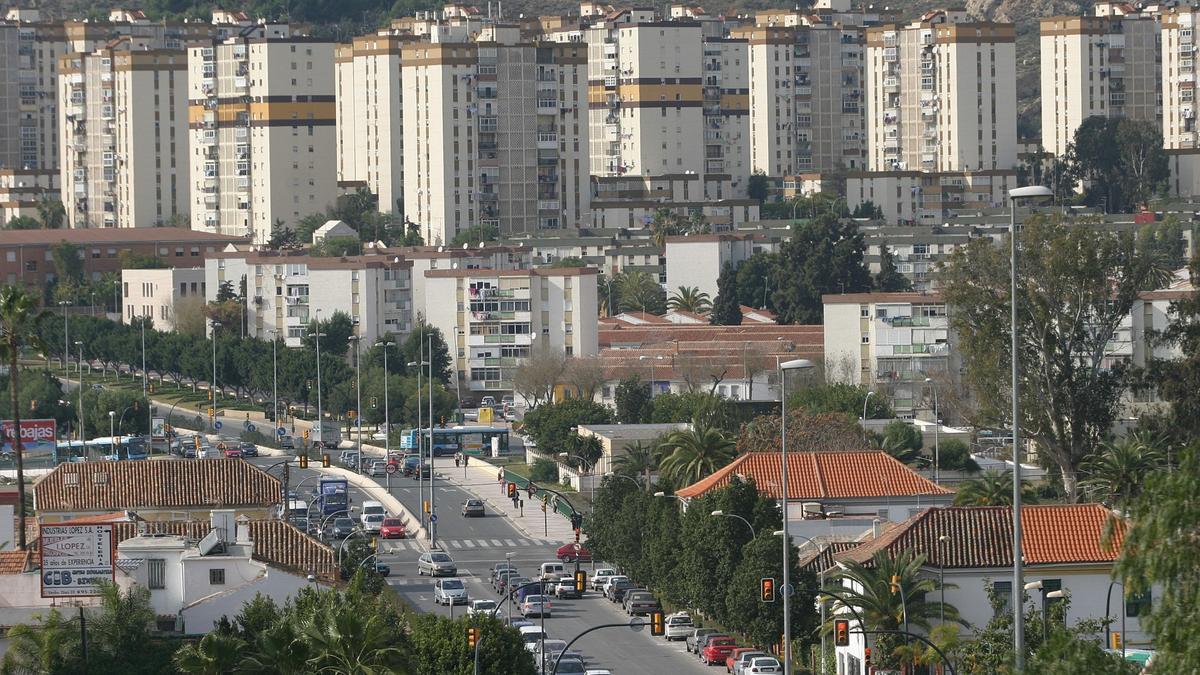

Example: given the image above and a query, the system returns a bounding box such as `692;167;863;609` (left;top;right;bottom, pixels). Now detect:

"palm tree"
616;271;665;314
667;286;712;314
656;425;736;485
649;208;682;249
300;604;405;674
614;440;658;484
953;470;1039;506
0;285;47;550
1079;432;1166;506
35;197;65;230
827;550;962;668
0;609;81;673
878;434;924;466
239;623;310;675
172;632;246;674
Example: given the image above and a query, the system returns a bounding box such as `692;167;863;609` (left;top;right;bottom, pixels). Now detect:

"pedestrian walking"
454;453;461;468
463;454;470;467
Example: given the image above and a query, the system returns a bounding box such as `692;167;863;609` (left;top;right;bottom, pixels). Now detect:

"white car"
467;599;498;617
745;656;783;674
433;578;468;606
590;568;617;591
529;638;568;658
521;594;552;618
585;671;613;675
361;513;384;534
601;574;629;595
664;612;694;640
519;625;547;648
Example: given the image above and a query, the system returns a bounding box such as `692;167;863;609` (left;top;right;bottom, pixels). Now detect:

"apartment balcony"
884;77;899;91
234;127;248;140
537;99;558;113
234;76;248;90
705;159;725;173
538;200;560;211
883;47;898;61
537;133;558;149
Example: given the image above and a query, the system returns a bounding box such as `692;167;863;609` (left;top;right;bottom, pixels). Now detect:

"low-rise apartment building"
846;169;1017;224
205;250;414;346
0;169;58;225
120;267;206;331
663;232;779;299
589;174;760;230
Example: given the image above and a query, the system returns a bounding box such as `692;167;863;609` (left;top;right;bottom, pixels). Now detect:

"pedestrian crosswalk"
380;537;542;552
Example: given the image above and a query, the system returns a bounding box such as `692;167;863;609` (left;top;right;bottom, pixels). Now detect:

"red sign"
1;419;56;459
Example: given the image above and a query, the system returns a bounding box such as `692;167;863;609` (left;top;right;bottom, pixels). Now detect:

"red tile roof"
34;459;281;514
0;228;243;246
675;451;952;499
834;504;1124;569
111;520;336;578
0;549;32;575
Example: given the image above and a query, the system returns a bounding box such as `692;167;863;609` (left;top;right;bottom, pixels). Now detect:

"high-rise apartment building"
1040;8;1161;158
865;10;1016;173
335;34;409;214
188;37;337;243
1162;6;1200;195
701;36;751;190
0;23;19;170
58;46;189;228
402;35;589;245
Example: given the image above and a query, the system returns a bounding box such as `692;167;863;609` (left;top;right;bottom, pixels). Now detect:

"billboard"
151;417;166;440
1;419;56;462
39;523;114;598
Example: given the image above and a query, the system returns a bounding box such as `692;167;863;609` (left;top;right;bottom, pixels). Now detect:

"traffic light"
890;575;901;595
371;536;378;550
507;482;517;498
760;577;776;602
348;410;357;420
650;610;665;637
467;626;479;649
439;415;445;427
148;383;155;394
1110;631;1123;650
29;399;37;411
193;436;201;449
423;500;431;514
541;501;547;513
864;647;872;666
303;429;311;441
322;453;330;468
574;527;581;542
299;454;309;468
834;619;850;647
208;390;213;401
208;407;215;417
574;569;587;593
570;512;583;530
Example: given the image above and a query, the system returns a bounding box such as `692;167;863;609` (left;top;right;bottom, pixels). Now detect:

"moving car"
412;463;432;479
516;581;550;604
467;599;498;617
279;435;295;450
222;444;243;458
361;513;384;534
368;460;388;477
340;560;390;580
490;563;518;584
701;637;738;666
556;543;591;563
554;576;582;599
461;499;485;517
552;658;586;675
539;562;566;581
328;517;356;541
416;551;458;576
494;570;518;592
238;441;258;457
379;518;406;539
590;568;617;591
518;626;547;648
402;455;420;476
664;612;694;641
521;594;552;618
433;578;468;606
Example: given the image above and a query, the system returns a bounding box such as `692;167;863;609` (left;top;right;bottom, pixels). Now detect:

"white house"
121;267;207;332
311;220;357;244
827;504;1147;674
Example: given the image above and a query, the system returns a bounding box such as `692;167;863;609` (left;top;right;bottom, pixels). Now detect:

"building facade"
121;267;206;331
188;37;337;243
0;169;58;225
335;34;408;213
59;47;189;228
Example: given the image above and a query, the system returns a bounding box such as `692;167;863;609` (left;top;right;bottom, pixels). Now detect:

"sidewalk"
430;456;577;545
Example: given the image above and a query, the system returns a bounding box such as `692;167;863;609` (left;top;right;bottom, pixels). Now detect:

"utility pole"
79;606;87;664
428;332;436;547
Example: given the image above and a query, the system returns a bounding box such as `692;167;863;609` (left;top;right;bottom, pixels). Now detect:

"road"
244;456;713;675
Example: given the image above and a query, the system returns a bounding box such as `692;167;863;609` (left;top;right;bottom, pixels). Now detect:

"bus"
399;426;510;457
54;436;149;463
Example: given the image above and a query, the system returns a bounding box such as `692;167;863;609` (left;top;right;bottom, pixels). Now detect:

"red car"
221;445;242;458
379;518;406;539
726;648;757;673
702;637;738;666
557;543;592;563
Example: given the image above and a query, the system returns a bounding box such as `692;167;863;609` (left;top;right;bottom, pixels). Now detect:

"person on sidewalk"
463;454;470;467
454;452;461;468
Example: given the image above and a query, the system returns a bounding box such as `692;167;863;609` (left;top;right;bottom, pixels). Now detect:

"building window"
209;568;225;585
992;581;1012;618
147;559;166;589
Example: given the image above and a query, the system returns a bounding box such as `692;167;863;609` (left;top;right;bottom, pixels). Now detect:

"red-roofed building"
826;504;1151;661
675;451;953;539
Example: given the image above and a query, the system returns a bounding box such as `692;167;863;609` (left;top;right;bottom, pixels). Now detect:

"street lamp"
75;341;85;446
108;411;115;441
268;329;279;442
58;300;69;372
1009;184;1053;671
408;355;430;534
710;510;756;539
925;377;940;485
210;319;221;432
310;319;327;449
638;354;665;397
349;335;362;460
861;390;874;423
377;340;395;456
652;491;682;500
937;535;950;624
778;357;814;675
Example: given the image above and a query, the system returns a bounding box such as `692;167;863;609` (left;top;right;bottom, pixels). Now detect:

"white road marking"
490;539;503;546
464;540;476;548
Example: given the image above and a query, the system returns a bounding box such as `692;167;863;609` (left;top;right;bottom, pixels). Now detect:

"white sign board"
40;524;114;597
151;417;166;440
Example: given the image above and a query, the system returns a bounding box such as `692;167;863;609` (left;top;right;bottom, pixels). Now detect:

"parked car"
701;637;738;666
664;612;694;641
516;581;550;604
688;630;724;654
726;648;757;674
521;594;552;618
467;599;498;617
238;441;258;457
556;543;591;563
494;570;518;592
600;575;628;595
222;444;243;458
341;451;360;469
379;518;406;539
279;435;295;450
197;446;218;459
590;568;617;591
554;575;582;599
621;589;650;613
605;579;636;603
416;551;457;576
461;499;485;517
433;578;468;606
744;657;782;674
490;563;519;584
368;460;388;477
731;652;769;675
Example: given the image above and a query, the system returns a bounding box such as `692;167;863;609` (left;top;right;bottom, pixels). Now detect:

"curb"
316;465;430;547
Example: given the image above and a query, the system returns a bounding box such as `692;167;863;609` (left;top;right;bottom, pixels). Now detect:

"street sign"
214;421;223;430
277;427;286;436
629;617;645;632
430;513;438;523
782;583;795;597
247;424;256;433
40;524;114;598
385;463;398;475
573;542;582;552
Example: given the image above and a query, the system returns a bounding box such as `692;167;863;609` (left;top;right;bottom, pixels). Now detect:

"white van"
539;562;566;581
360;501;386;528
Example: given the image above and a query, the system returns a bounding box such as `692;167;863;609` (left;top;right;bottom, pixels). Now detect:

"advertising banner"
1;419;56;462
40;524;115;598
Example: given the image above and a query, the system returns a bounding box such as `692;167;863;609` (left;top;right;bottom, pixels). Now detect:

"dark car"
239;441;258;457
605;579;636;602
279;436;295;450
461;499;485;517
412;463;431;479
402;455;421;476
329;517;357;541
341;561;390;580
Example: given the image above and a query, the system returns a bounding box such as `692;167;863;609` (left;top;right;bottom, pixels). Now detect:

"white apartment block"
205;252;413;347
374;244;531;316
1040;10;1161;158
866;10;1017;173
701;37;752;192
120;267;206;332
335;34;408;214
738;20;866;177
59;47;189;229
0;23;18;170
188;37;337;244
1162;7;1200;196
421;267;599;396
0;169;57;224
846;169;1016;223
823;292;950;418
402;38;590;245
664;232;769;299
588;173;760;229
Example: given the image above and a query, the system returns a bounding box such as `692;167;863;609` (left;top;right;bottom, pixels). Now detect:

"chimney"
235;514;252;546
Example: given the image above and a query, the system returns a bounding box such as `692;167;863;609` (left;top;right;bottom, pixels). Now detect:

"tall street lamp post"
778;357;814;675
925;377;940;485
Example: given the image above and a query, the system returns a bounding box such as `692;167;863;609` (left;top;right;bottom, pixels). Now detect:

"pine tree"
710;262;742;325
875;244;913;291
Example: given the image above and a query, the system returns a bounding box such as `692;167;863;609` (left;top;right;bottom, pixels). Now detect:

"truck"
310;422;341;448
316;476;350;516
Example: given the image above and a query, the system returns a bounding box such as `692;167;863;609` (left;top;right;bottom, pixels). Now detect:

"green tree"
880;420;922;452
735;253;779;313
529;457;559;482
649;208;684;249
646;391;741;433
747;171;769;203
789;383;894;419
1028;631;1139;674
1115;445;1200;673
338;540;388;595
614;374;652;424
118;250;168;269
300;601;406;673
936;438;980;472
0;608;82;674
402;319;452;384
1078;432;1166;508
953;471;1039;506
173;633;246;674
709;262;742;325
616;270;666;314
408;614;536;675
547;256;585;268
1067;117;1168;213
737;408;874;455
294;212;327;244
511;342;567;408
940;214;1166;498
772;213;873;324
667;285;712;314
267;220;300;249
303;310;355;357
449;223;499;247
520;398;613;451
875;244;913;292
36;197;65;230
656;424;736;485
0;286;46;550
725;536;818;649
612;440;657;482
1147;255;1200;437
5;215;41;230
51;241;84;286
311;237;363;257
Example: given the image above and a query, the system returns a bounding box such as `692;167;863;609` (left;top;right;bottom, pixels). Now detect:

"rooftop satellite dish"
438;246;444;252
478;242;485;248
463;243;469;249
393;256;400;263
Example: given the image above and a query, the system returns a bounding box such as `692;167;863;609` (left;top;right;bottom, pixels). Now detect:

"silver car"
417;551;457;576
433;578;468;605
